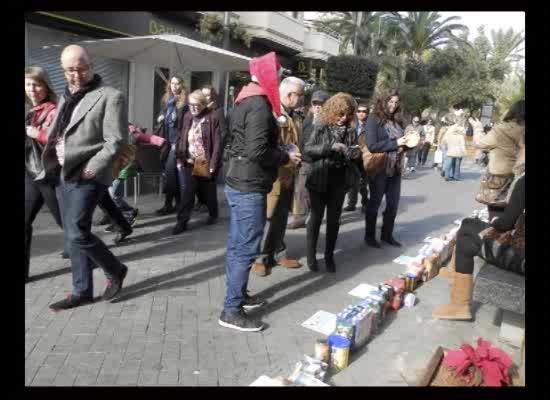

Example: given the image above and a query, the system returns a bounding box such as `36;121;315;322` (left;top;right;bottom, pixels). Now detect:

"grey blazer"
39;85;128;187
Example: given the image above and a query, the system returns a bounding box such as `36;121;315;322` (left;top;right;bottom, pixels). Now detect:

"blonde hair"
162;75;187;110
25;66;57;105
188;89;208;108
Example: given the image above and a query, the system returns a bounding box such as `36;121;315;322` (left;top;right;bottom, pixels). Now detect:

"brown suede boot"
251;262;269;277
432;272;473;320
276;257;302;269
438;247;456;281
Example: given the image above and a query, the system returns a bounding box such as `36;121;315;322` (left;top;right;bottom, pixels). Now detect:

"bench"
472;262;525;348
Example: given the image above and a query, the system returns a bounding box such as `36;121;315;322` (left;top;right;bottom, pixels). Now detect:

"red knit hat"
249;52;282;116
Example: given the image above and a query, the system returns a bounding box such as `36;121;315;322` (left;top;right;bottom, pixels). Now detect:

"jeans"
25;174;64;280
406;147;419;168
257;186;293;265
162;147;180;198
57;176;126;298
109;178;134;213
418;143;431;166
176;166;219;224
223;185;266;314
98;188;132;232
366;173;401;220
444;156;463;180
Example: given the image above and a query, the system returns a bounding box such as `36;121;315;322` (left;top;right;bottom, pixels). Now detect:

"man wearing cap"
251;76;306;277
221;52;301;332
344;103;370;213
287;90;329;229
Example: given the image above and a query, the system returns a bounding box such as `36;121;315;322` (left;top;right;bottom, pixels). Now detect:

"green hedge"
326;56;379;101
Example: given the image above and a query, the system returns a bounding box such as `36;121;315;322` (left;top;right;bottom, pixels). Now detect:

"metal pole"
222;12;231;117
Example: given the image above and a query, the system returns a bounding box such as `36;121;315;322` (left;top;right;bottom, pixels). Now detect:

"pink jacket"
128;123;165;147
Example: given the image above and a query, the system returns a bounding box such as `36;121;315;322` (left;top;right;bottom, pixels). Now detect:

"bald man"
39;45;129;311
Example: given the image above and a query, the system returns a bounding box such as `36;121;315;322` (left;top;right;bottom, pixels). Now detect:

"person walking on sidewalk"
220;52;301;331
441;109;467;181
25;66;68;282
287;90;329;230
364;89;408;248
251;76;305;277
41;45;129;311
155;76;188;216
304;92;361;272
418;118;435;166
172;90;222;234
344;103;370;213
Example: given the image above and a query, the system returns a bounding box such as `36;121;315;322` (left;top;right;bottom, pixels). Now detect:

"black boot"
364;213;381;248
156;194;175;216
306;221;319;272
324;253;336;273
381;212;402;247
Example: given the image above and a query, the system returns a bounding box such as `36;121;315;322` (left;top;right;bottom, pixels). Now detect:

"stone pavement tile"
157;367;179;386
31;365;61;386
115;360;141;386
195;368;218;386
74;371;101;386
95;372;119;386
137;369;160;386
43;352;69;368
25;367;39;386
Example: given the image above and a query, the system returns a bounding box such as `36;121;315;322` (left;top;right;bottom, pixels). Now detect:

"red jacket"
29;101;57;144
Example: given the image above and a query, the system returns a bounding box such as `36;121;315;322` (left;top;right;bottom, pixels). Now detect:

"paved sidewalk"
25;159;521;386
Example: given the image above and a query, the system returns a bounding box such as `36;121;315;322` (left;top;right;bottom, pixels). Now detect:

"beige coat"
267;107;301;218
476;121;525;176
442;124;466;157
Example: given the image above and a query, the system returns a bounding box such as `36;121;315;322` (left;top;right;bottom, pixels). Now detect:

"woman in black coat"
172;90;222;234
304;93;361;272
155;75;189;215
364;89;408;248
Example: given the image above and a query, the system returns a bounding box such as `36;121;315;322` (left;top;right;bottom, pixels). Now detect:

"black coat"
156;105;189;163
299;112;315;163
225;95;289;194
304;124;360;193
364;115;400;153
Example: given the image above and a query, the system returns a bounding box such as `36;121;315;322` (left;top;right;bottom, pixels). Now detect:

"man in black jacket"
219;52;301;332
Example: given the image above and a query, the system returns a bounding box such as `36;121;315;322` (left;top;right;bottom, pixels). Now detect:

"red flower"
442;338;513;386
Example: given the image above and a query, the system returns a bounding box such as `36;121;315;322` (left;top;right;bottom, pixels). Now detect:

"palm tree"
313;12;391;57
386;12;469;61
490;28;525;63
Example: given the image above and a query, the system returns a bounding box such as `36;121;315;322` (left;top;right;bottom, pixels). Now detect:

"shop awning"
78;34;250;72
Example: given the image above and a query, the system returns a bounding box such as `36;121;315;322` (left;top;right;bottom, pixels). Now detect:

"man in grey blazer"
40;45;129;311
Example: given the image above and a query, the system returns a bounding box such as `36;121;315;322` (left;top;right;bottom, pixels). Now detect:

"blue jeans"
109;178;134;213
223;185;266;314
57;176;125;298
444;156;463;180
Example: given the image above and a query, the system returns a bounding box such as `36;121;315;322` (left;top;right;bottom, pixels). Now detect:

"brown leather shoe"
276;257;302;269
287;221;306;230
251;262;269;277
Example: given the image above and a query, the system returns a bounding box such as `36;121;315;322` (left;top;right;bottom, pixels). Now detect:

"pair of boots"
156;194;179;216
306;225;336;273
432;248;473;320
364;212;402;248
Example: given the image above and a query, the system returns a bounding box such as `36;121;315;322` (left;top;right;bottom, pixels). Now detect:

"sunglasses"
311;101;323;106
357;109;368;113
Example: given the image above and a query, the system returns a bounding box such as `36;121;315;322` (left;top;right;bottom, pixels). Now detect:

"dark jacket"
364;115;400;153
299;112;315;163
225;95;289;194
304;124;359;193
176;109;222;176
156;104;188;162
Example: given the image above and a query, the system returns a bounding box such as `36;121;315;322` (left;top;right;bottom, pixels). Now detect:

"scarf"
384;120;404;175
164;96;178;129
54;74;102;138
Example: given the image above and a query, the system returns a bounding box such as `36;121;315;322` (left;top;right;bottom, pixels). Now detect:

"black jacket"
299;112;315;163
304;124;360;193
364;115;400;153
225;95;289;193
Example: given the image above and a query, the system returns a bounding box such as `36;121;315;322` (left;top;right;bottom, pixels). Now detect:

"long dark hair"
503;100;525;124
373;88;401;124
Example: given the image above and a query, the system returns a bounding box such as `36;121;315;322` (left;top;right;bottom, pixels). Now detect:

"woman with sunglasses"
303;92;361;272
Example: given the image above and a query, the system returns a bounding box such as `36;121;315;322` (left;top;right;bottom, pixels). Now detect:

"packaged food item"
334;319;354;341
291;354;328;382
327;334;350;372
404;272;417;292
404;293;416;308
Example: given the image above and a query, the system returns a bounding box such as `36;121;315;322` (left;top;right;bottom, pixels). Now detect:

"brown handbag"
192;157;211;179
360;144;387;176
475;173;514;208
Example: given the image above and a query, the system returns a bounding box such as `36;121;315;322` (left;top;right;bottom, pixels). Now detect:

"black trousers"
25;174;63;280
307;184;347;260
176;167;219;224
162;147;181;207
418;143;431;166
347;165;369;209
366;172;401;220
455;218;524;276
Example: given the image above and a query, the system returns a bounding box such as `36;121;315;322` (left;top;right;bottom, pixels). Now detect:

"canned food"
328;334;350;372
314;339;330;363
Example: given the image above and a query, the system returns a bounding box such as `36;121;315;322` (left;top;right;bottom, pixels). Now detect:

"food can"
314;339;330;363
404;293;416;308
328;334;350;372
405;272;417;292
